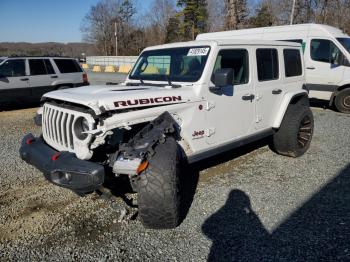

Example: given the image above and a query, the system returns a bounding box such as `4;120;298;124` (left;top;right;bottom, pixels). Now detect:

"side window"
311;39;342;64
44;59;55;74
0;59;26;77
29;59;47;75
54;59;83;73
283;49;302;77
212;49;249;85
256;49;279;81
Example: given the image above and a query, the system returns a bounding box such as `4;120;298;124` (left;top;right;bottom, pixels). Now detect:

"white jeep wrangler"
20;39;314;229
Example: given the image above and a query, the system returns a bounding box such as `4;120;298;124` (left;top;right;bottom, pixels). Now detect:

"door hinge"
205;101;215;111
206;127;216;137
256;115;262;123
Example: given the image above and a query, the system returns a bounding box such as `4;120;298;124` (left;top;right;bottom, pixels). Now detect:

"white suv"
0;56;89;105
20;40;313;229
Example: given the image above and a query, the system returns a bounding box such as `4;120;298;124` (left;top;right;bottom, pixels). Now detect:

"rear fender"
272;90;308;129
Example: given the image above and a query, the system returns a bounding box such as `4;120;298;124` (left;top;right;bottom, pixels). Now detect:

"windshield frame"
129;45;211;83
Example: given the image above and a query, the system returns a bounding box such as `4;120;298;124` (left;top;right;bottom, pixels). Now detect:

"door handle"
20;78;29;81
272;88;282;95
51;75;58;78
306;66;315;70
242;94;255;101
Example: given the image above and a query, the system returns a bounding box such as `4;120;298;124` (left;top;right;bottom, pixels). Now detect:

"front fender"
272;90;308;129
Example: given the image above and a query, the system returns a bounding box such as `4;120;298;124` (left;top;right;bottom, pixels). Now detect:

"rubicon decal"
114;96;182;108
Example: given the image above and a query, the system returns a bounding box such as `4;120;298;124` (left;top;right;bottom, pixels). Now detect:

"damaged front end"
19;111;178;195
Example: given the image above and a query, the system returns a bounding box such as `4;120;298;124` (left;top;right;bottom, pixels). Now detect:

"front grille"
42;103;91;153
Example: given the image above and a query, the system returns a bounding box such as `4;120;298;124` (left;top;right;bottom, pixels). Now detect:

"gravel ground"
0;80;350;261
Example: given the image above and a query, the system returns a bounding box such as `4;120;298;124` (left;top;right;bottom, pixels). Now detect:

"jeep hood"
43;84;197;114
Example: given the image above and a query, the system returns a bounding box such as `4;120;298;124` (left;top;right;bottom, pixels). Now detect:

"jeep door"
253;48;284;129
0;59;30;103
28;59;57;98
205;48;256;145
305;38;345;100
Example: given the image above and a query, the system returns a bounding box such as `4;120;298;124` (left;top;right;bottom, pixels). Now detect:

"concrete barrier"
92;65;102;72
118;64;132;74
144;65;160;74
82;63;89;69
105;65;116;72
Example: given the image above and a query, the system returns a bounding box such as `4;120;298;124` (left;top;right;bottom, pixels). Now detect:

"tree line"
81;0;350;56
2;0;350;57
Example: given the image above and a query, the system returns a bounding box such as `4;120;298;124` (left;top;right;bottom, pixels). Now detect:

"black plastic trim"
19;134;104;193
187;129;274;163
306;84;337;92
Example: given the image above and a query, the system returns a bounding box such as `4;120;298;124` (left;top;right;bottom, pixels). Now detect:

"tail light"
83;73;88;84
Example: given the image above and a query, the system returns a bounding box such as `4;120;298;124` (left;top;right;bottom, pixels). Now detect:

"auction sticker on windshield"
187;47;210;56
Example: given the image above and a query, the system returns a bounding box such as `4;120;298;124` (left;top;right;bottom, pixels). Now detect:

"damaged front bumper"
19;134;104;194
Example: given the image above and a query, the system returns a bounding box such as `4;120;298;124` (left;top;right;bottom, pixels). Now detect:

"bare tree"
207;0;225;31
225;0;249;30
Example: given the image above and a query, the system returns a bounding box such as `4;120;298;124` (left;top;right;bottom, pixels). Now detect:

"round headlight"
74;117;90;140
81;118;90;132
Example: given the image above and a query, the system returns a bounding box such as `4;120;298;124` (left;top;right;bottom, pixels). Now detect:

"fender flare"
272;90;308;129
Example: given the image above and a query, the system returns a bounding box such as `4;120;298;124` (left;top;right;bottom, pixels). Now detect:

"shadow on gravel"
202;163;350;261
181;138;271;225
309;98;334;112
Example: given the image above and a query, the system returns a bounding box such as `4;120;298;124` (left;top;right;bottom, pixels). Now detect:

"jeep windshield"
129;46;210;83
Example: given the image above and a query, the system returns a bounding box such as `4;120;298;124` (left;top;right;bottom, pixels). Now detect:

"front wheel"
270;103;314;157
334;88;350;114
137;136;182;229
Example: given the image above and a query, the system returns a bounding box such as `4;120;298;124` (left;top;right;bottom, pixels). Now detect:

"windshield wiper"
166;76;181;88
126;76;144;86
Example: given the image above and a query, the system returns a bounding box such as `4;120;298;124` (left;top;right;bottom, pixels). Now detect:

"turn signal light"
137;161;149;174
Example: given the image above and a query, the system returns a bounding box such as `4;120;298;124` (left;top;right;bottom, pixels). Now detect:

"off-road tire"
334;88;350;114
270;103;314;157
138;136;182;229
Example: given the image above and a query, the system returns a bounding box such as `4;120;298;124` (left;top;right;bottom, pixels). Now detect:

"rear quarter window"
53;59;82;73
283;49;302;77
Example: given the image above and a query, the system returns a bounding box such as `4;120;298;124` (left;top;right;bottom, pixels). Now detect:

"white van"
197;24;350;113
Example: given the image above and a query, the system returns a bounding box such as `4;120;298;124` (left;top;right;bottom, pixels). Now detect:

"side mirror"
210;68;234;91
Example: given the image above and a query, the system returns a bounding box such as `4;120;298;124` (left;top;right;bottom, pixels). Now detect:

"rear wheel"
270;103;314;157
137;136;182;229
335;88;350;114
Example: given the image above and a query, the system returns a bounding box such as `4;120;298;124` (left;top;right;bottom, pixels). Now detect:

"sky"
0;0;150;43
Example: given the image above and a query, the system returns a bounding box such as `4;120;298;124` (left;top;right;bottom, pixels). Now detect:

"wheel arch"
329;84;350;106
272;91;309;129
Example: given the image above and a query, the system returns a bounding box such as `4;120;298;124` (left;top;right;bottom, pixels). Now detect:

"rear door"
29;59;57;98
254;47;283;129
0;59;30;102
53;59;83;85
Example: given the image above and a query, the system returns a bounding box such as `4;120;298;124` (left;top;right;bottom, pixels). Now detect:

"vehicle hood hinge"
205;101;215;111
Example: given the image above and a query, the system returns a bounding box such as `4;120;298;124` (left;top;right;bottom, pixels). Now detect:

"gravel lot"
0;75;350;261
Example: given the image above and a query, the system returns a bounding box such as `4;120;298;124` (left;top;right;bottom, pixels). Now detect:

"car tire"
270;103;314;157
334;88;350;114
137;136;182;229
